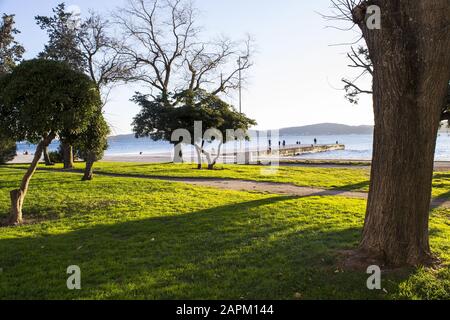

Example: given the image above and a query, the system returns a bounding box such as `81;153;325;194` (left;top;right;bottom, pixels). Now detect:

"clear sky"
0;0;374;135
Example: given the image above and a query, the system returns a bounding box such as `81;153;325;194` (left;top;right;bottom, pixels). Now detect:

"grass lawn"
0;165;449;300
14;161;450;199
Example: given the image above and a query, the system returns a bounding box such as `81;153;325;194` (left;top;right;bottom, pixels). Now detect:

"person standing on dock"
282;140;286;148
314;138;317;145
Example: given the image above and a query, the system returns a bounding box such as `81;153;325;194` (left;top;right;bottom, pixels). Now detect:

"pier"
220;144;346;164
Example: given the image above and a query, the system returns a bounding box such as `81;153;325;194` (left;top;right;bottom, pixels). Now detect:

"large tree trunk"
352;1;450;266
62;142;74;169
9;133;56;225
43;146;54;166
82;152;95;181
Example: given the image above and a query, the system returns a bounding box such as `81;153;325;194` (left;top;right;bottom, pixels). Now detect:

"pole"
238;57;242;114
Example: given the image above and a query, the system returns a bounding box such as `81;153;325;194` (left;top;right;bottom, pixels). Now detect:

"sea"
16;133;450;161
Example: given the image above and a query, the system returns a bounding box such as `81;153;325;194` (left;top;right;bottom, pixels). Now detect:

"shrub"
0;136;17;164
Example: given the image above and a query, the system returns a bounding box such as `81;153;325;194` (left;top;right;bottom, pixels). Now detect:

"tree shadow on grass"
430;189;450;209
0;194;428;300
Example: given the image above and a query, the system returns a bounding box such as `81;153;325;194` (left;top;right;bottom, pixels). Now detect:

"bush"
0;136;17;164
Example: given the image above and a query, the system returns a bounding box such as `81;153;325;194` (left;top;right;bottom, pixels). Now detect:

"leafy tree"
133;90;256;169
74;113;110;181
0;59;100;225
35;3;85;70
36;3;86;168
0;14;23;164
0;14;25;75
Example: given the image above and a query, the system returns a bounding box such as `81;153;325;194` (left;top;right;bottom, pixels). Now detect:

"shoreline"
7;154;450;170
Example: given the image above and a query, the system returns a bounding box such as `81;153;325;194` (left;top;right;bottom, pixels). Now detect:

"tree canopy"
133;90;256;141
0;58;101;225
0;59;100;143
133;90;256;168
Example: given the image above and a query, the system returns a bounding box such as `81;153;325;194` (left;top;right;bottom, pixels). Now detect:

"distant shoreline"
7;154;450;171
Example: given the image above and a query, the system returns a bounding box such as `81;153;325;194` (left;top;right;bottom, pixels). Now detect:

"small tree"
133;90;256;169
36;3;87;168
74;113;110;181
0;59;99;225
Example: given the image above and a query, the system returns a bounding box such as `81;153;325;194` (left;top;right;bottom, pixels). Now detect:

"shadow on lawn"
0;194;416;300
431;189;450;209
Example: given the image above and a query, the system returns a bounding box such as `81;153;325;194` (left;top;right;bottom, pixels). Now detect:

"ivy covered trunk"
353;1;450;266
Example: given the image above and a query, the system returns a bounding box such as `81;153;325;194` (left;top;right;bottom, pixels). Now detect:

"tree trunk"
194;144;202;170
173;143;184;163
43;146;54;166
352;1;450;266
62;142;74;169
208;142;223;170
9;133;56;225
82;152;95;181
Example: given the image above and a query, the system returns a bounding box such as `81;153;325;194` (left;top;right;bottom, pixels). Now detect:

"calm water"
16;133;450;161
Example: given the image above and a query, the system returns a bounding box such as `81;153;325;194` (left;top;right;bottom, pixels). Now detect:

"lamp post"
237;57;243;114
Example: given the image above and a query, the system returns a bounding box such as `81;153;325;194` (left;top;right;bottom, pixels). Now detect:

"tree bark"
173;143;184;164
353;1;450;266
194;143;203;169
208;142;223;170
82;152;95;181
62;142;74;169
43;146;54;166
9;133;56;225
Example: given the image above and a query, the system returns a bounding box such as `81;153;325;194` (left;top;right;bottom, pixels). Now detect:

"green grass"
15;161;450;199
0;165;449;299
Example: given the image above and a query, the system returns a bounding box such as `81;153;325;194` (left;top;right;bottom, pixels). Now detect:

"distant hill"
277;123;374;136
108;133;138;142
109;123;375;140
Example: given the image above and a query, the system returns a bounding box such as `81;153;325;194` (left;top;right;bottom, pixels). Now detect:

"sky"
0;0;374;135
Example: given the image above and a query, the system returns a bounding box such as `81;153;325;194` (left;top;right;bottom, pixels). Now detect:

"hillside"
278;123;374;136
109;123;375;140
